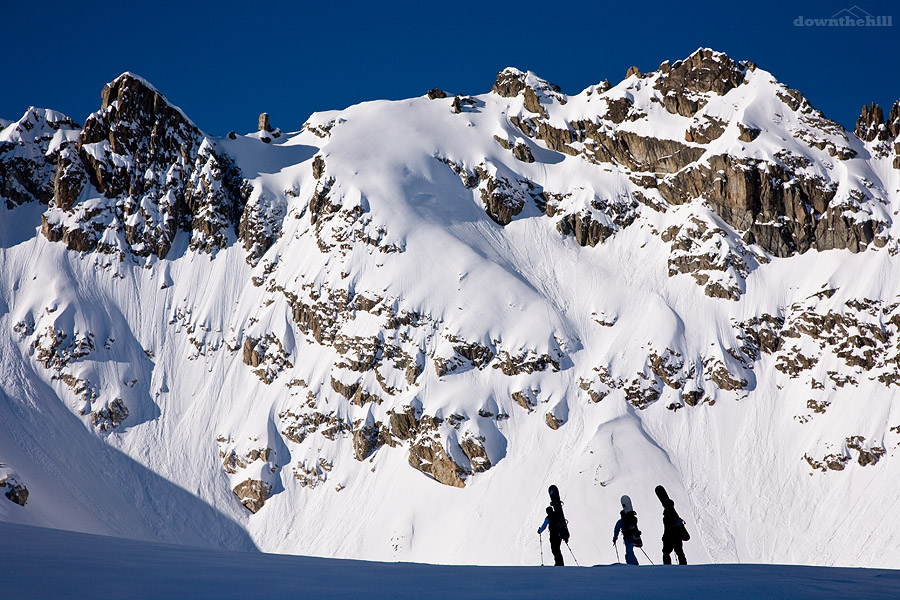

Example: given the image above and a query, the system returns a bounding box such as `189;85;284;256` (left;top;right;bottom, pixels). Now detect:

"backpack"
679;519;691;541
622;511;643;547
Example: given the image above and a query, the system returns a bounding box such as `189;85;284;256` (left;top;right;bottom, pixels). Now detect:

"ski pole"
539;532;544;566
614;540;620;563
565;541;580;566
639;547;654;565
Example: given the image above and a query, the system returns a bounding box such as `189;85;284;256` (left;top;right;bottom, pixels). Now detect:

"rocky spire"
44;73;248;258
855;102;888;142
258;112;272;132
654;48;752;117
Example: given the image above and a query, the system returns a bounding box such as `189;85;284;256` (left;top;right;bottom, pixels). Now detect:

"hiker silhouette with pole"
537;506;566;566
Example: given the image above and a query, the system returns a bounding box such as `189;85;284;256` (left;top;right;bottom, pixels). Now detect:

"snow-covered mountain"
1;48;899;567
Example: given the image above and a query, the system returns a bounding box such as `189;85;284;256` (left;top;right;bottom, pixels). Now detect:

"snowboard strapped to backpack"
655;485;690;541
620;495;643;547
548;485;570;541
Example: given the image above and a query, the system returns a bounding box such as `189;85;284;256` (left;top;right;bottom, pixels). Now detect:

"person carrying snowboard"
655;485;688;565
537;506;566;566
613;495;642;565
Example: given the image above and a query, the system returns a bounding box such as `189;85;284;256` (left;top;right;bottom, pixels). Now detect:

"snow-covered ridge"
1;49;899;568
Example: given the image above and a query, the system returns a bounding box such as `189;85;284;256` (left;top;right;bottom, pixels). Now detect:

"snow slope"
1;49;899;569
3;522;899;600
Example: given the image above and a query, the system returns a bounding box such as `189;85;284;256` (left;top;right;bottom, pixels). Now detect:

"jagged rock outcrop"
408;436;467;488
0;108;80;208
0;468;28;506
258;112;272;132
233;478;272;513
475;165;529;225
40;73;249;259
655;49;751;117
242;334;293;383
90;398;129;431
352;421;383;461
496;49;885;258
855;100;900;168
656;154;881;256
490;68;563;110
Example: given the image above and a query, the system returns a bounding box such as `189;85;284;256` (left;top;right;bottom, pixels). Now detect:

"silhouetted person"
538;506;565;566
656;485;688;565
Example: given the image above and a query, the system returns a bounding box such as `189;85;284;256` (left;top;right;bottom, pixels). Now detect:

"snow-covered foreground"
4;522;898;600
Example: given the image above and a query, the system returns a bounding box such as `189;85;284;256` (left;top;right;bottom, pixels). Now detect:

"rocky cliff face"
38;73;249;259
492;49;890;263
0;108;80;209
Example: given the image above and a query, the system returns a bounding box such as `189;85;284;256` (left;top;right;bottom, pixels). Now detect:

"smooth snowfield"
4;522;899;600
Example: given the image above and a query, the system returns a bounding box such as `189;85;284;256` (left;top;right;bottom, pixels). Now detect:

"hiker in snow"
655;485;689;565
613;495;642;565
538;506;565;566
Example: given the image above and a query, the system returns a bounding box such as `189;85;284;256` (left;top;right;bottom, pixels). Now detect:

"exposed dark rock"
459;435;491;472
388;405;421;441
524;117;704;173
352;421;383;461
888;100;900;139
476;167;526;225
512;142;535;163
682;389;705;406
311;156;326;180
557;210;615;247
659;154;880;257
308;177;338;226
523;87;545;116
293;459;329;488
556;195;639;247
855;103;888;142
704;359;747;391
604;97;633;124
656;49;749;117
408;433;468;488
0;108;80;209
238;185;283;265
280;409;349;444
512;390;536;412
545;412;564;430
738;123;761;142
233;478;272;513
736;314;785;360
258;113;272;132
686;116;726;144
847;436;885;467
90;398;129;430
0;472;28;506
426;88;448;99
242;334;293;383
493;349;559;375
625;66;642;78
45;73;249;259
492;69;527;98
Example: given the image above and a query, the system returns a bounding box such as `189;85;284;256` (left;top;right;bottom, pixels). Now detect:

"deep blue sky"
4;0;897;135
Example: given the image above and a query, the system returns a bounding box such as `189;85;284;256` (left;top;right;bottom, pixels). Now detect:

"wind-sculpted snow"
1;48;899;568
